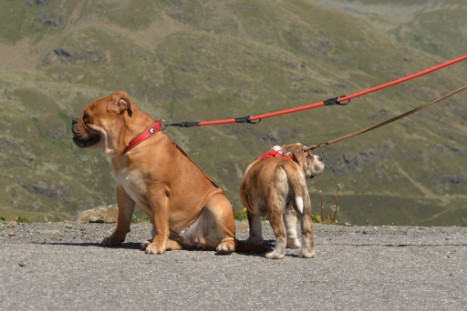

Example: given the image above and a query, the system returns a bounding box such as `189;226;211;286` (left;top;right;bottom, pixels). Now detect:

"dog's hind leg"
284;207;301;249
266;198;287;259
246;210;263;244
299;192;315;258
204;192;236;254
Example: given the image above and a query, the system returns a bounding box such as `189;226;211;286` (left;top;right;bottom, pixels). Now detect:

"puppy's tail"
285;166;309;215
235;239;270;253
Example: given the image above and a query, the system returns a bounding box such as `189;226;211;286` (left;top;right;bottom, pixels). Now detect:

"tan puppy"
72;91;236;254
240;143;325;259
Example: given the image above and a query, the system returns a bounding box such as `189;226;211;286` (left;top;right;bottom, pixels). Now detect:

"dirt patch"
0;39;38;70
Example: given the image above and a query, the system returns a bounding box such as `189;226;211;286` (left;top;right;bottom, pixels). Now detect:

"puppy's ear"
291;151;305;165
111;91;133;116
291;151;310;176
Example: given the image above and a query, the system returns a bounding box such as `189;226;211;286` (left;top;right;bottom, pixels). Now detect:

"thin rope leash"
302;84;467;152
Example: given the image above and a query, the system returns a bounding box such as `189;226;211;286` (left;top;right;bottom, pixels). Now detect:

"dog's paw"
299;248;316;258
246;236;263;245
140;240;151;250
286;238;301;249
145;242;166;254
216;240;235;255
265;250;285;259
100;235;125;247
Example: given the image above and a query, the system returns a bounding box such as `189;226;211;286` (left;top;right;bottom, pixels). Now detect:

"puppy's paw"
299;248;316;258
265;250;285;259
246;236;263;245
100;235;125;247
216;240;235;255
286;238;301;249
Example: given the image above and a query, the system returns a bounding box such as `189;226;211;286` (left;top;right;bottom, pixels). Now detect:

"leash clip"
235;116;261;124
324;95;350;106
158;119;169;130
170;121;200;128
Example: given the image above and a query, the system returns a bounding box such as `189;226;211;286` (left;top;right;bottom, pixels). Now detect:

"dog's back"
240;157;309;216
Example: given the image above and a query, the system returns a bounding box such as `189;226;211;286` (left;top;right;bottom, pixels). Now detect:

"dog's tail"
235;239;270;253
284;165;310;215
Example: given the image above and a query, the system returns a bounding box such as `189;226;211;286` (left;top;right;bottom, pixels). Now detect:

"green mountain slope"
0;0;465;225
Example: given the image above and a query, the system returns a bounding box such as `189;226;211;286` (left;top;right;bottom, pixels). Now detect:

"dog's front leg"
101;186;135;246
145;190;170;254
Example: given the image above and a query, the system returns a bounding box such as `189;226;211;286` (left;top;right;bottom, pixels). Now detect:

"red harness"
122;120;163;155
259;149;293;161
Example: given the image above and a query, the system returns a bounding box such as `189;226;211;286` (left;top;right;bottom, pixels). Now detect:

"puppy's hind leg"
284;206;301;249
299;193;315;258
266;200;287;259
246;210;263;244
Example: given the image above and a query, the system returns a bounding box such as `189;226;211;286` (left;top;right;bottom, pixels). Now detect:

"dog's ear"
291;151;305;166
291;151;313;176
111;91;133;116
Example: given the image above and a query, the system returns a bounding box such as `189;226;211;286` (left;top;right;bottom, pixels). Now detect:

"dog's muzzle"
71;118;101;148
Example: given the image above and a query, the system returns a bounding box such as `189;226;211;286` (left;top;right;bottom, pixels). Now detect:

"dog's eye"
83;112;92;123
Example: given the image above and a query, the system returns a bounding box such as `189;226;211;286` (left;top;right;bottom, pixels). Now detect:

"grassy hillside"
0;0;465;225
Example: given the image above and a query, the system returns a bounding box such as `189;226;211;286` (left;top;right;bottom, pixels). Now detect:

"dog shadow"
37;241;143;250
233;239;275;257
37;240;279;256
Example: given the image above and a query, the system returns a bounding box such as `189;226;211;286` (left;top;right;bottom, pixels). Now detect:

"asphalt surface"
1;221;466;311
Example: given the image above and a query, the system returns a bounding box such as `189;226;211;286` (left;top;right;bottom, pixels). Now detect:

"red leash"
169;55;466;127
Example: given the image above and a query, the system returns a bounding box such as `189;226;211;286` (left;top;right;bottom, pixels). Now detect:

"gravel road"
1;221;466;311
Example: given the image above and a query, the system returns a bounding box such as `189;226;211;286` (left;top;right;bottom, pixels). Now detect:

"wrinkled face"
71;91;132;157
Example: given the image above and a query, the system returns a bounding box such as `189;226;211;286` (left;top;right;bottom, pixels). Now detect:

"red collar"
122;120;163;155
259;149;293;161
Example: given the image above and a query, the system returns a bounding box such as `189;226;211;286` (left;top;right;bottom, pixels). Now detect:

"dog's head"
281;143;325;178
71;91;134;157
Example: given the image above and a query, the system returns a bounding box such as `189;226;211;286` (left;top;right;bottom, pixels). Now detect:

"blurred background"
0;0;465;225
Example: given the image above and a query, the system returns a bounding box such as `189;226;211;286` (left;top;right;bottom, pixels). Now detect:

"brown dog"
72;91;237;254
240;144;325;259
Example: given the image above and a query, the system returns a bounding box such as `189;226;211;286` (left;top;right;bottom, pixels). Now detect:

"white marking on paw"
265;250;285;259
